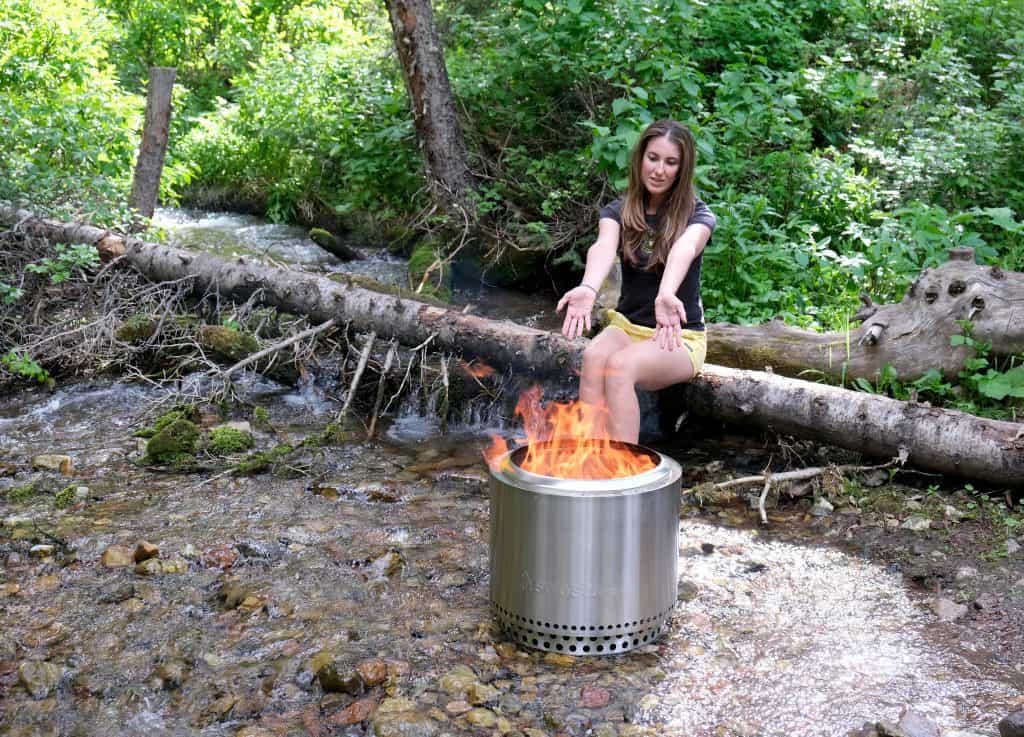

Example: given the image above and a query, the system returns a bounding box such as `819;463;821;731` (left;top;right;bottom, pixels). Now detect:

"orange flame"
459;360;495;379
484;386;655;480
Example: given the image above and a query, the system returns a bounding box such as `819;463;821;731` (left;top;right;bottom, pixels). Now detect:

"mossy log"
309;228;364;262
3;205;1023;486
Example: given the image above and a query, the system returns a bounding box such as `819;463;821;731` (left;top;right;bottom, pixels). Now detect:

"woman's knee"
604;350;637;387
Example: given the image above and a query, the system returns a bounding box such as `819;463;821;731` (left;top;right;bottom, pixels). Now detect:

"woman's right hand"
557;285;597;339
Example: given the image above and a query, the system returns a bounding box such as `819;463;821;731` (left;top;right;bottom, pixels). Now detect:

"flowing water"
0;210;1019;736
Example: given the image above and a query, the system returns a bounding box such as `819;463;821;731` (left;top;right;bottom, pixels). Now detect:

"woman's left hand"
653;292;687;351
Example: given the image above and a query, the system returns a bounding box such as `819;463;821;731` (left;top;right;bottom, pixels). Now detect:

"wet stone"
372;709;439;737
357;658;388;687
101;545;134;567
467;681;499;705
439;664;477;696
32;454;73;474
1000;710;1024;737
135;558;163;576
580;684;611;708
464;707;497;728
318;663;364;695
202;544;240;570
98;581;135;604
154;659;189;689
329;696;378;726
18;661;64;699
901;516;932;532
445;700;471;715
933;597;968;622
134;541;159;562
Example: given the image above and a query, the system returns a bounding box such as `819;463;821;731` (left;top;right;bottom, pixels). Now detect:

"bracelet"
579;283;598;294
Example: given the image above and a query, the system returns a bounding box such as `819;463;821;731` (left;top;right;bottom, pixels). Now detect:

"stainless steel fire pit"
489;440;681;655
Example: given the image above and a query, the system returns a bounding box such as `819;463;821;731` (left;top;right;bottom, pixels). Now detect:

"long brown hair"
620;120;697;271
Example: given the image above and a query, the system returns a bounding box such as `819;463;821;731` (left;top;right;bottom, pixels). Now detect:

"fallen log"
3;205;1022;486
595;250;1024;382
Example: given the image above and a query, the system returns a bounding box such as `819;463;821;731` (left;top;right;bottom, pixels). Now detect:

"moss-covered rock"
145;418;200;464
134;408;193;439
407;241;452;302
233;444;293;475
207;426;255;455
115;314;157;342
6;483;38;503
53;485;76;509
197;325;259;362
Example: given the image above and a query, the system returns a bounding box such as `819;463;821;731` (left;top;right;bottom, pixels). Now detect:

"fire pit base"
489;441;682;656
492;603;674;655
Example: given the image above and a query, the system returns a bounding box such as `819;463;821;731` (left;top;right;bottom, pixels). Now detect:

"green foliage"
24;243;99;284
0;0;142;222
854;322;1024;419
3;0;1024;376
1;350;51;385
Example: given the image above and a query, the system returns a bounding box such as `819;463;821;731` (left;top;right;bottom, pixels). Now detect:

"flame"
484;385;655;480
459;360;495;379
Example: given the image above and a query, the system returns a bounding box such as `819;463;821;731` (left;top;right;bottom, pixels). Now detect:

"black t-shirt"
598;197;716;330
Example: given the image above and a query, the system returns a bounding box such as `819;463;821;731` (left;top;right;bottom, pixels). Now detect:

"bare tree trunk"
2;206;1022;486
129;67;177;221
383;0;474;216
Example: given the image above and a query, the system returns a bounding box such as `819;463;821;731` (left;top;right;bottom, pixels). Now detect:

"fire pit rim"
489;440;681;497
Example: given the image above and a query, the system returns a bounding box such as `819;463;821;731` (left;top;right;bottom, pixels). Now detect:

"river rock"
101;545;135;567
318;663;364;695
1008;539;1022;556
1000;710;1024;737
466;681;499;705
810;497;834;517
580;684;611;708
464;708;497;728
202;545;240;570
357;658;388;687
98;581;135;604
901;516;932;531
445;700;471;715
894;707;940;737
29;544;54;558
329;696;378;726
439;664;477;696
32;454;72;474
134;541;159;562
155;659;189;689
135;558;163;576
18;661;64;699
543;652;576;667
372;706;439;737
932;597;968;622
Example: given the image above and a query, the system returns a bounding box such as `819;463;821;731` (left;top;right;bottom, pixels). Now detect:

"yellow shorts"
605;309;707;374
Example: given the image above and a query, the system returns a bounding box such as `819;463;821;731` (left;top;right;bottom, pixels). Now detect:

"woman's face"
640;135;682;200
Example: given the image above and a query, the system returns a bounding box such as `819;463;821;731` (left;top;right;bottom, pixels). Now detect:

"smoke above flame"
484;385;656;480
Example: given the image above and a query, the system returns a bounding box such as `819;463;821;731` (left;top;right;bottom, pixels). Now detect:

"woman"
557;119;716;443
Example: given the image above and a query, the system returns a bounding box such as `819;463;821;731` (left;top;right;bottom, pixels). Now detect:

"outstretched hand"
557;285;597;340
653;292;687;351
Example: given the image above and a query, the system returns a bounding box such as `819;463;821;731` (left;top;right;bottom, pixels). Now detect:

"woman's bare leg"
578;327;631;438
604;340;696;443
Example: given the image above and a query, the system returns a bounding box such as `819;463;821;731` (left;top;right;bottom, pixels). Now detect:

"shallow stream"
0;209;1019;736
1;377;1019;737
